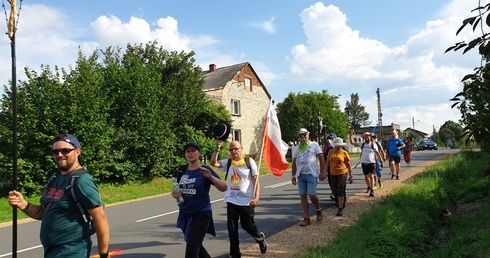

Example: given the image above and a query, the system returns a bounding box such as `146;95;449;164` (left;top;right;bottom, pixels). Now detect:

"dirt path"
240;156;445;258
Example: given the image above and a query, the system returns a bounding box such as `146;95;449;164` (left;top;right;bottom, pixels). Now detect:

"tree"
437;120;464;148
344;93;370;129
0;41;230;195
277;90;349;143
445;3;490;151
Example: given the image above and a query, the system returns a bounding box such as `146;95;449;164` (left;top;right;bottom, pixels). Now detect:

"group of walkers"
7;129;415;258
291;128;413;225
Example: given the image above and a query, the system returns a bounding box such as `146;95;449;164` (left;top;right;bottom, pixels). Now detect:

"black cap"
184;142;201;152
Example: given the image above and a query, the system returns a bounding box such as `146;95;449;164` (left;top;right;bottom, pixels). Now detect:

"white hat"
298;128;309;135
332;137;346;147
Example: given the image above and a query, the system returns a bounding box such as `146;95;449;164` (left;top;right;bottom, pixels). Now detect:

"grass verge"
298;150;490;257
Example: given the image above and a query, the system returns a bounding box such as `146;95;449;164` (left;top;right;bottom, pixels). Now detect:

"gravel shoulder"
240;156;446;258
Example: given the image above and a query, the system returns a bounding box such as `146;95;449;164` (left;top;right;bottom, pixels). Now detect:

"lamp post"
412;117;420;129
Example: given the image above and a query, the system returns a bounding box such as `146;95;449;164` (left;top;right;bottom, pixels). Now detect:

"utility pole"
376;88;383;141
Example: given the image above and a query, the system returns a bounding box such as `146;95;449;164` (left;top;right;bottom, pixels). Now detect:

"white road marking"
136;198;225;222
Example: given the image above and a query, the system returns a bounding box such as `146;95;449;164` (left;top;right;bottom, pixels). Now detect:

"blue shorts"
375;159;382;177
297;173;318;195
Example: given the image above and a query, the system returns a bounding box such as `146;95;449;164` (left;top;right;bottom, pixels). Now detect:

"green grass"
297;150;490;258
0;160;277;223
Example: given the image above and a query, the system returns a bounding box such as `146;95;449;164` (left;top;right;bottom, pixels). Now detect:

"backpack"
43;168;97;235
225;156;252;180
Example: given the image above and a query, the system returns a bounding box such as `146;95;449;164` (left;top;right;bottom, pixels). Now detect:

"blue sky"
0;0;487;135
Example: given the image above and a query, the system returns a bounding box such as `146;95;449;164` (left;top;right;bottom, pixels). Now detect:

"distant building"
201;63;271;156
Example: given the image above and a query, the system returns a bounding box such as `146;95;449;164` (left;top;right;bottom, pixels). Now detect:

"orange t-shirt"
327;149;351;176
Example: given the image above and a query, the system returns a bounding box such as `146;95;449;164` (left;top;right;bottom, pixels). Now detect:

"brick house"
201;63;271;157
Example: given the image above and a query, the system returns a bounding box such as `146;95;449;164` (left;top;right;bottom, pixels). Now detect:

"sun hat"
332;137;346;147
213;122;231;141
184;141;201;152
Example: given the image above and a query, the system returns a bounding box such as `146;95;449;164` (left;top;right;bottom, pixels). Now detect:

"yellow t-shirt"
327;149;351;176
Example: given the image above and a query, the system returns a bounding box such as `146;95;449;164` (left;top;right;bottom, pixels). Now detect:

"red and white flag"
262;101;289;177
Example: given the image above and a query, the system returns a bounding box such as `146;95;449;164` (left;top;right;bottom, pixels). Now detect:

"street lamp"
412;117;420;129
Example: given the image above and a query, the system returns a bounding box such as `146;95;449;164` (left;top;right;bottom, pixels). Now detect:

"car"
417;139;438;150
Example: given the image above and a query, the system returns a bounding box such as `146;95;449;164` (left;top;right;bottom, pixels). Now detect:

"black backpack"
43;168;98;235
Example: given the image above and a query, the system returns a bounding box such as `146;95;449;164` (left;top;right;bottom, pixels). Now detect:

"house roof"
201;62;271;98
404;127;429;137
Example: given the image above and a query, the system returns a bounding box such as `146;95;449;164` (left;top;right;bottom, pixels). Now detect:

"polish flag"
262;102;289;177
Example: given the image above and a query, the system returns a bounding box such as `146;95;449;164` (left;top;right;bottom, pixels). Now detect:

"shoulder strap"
66;168;91;224
177;165;187;182
226;158;232;180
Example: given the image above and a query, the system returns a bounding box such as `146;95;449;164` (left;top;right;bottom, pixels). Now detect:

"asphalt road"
0;148;458;258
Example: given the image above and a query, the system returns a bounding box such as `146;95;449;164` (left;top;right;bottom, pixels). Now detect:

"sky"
0;0;487;135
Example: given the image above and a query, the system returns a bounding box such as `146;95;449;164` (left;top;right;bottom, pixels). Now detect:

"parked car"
417;139;438;150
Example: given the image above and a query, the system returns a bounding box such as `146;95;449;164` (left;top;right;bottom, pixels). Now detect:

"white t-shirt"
219;158;258;206
292;141;322;177
360;142;378;164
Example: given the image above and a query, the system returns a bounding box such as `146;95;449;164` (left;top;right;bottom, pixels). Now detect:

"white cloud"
286;1;482;133
251;17;277;34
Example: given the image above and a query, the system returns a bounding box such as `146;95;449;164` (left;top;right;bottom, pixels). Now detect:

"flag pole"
253;99;273;198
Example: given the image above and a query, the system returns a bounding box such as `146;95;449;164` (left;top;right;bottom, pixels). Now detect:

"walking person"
323;133;337;201
371;134;386;189
210;140;267;258
348;131;384;197
387;130;406;180
325;137;353;216
291;128;326;226
403;136;413;166
8;134;111;258
174;142;228;258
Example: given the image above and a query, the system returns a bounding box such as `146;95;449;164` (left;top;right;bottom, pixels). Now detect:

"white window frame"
231;99;240;116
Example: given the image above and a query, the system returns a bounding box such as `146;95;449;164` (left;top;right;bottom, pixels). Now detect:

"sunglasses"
51;148;76;156
229;147;242;151
298;133;307;137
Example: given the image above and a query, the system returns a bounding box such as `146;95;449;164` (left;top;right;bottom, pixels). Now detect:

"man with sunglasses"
8;134;111;258
211;140;267;258
291;128;325;226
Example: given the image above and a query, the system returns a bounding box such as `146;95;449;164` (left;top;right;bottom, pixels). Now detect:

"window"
244;78;252;91
232;129;241;142
231;99;240;115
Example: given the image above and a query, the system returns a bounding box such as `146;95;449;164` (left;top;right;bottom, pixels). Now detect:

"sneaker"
258;232;267;254
316;209;323;221
299;217;311;226
330;194;336;200
369;189;374;197
396;175;399;180
336;209;343;216
365;187;371;193
379;182;383;189
373;185;378;190
391;174;395;180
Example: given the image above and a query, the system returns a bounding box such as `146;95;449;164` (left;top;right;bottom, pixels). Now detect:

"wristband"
21;202;30;212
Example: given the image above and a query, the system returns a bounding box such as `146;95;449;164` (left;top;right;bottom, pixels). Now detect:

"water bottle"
171;177;184;204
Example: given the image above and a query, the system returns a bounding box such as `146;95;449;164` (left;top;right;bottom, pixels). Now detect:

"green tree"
277;90;349;143
445;3;490;151
0;41;230;195
344;93;370;129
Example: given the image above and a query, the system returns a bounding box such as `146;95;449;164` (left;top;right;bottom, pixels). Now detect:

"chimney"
194;65;202;72
209;64;216;72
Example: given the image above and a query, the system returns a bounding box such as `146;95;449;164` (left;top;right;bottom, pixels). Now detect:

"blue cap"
328;133;337;139
54;134;81;148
